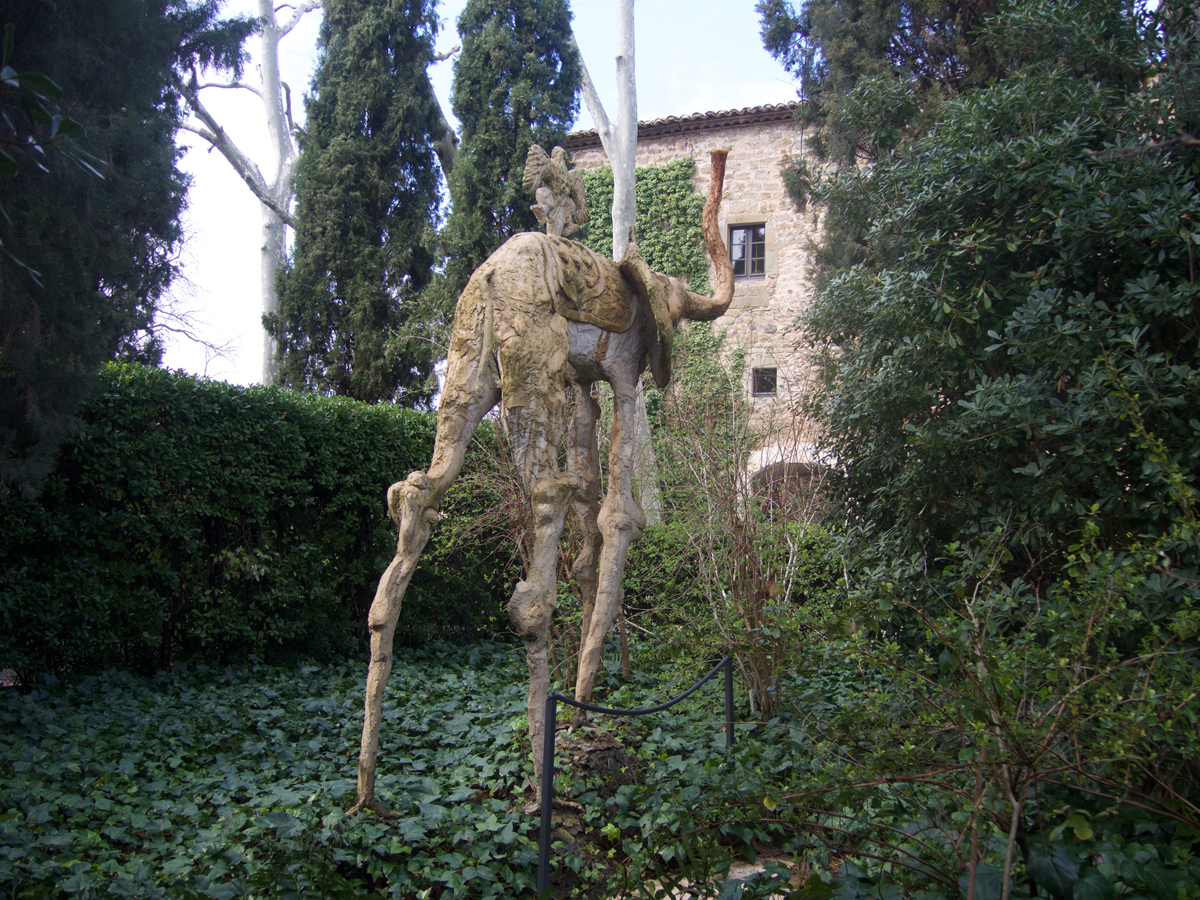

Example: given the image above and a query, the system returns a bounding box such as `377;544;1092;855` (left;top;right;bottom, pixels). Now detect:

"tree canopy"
740;1;1200;879
270;0;444;405
437;0;580;300
758;0;1003;166
0;0;255;496
806;0;1199;581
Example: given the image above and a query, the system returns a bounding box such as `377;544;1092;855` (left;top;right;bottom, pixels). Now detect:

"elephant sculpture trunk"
682;148;733;321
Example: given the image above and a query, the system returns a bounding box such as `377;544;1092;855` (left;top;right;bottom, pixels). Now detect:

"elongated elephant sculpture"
350;150;733;817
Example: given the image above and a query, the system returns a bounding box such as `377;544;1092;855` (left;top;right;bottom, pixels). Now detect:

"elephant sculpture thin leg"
350;149;734;817
572;377;646;716
567;381;602;654
349;274;502;818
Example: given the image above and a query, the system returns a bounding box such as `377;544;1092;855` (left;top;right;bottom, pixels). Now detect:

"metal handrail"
536;656;735;895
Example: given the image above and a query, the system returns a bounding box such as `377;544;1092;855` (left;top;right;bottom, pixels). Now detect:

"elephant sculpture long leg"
566;381;602;657
350;149;734;817
349;265;503;817
571;371;646;714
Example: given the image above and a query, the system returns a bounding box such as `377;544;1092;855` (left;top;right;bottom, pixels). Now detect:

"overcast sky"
161;0;799;384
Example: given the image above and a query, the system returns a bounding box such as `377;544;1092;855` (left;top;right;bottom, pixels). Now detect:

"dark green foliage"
8;637;1191;899
436;0;580;300
270;0;443;405
768;1;1200;892
0;645;537;899
0;0;255;497
2;639;1195;898
0;365;507;677
806;0;1200;581
578;159;710;292
0;639;825;899
0;23;87;283
757;0;1006;284
757;0;1002;166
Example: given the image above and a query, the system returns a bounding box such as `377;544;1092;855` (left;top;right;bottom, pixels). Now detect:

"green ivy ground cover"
7;639;1191;899
0;644;535;898
0;641;798;899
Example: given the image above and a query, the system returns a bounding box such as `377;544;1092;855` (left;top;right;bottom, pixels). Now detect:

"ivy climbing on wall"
578;158;710;294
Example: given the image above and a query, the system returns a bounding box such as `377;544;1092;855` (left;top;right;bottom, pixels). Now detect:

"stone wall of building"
568;105;823;447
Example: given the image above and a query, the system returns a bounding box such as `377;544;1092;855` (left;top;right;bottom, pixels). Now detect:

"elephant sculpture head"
619;148;734;388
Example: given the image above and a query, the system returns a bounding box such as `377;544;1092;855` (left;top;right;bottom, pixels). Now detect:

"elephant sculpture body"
350;150;733;816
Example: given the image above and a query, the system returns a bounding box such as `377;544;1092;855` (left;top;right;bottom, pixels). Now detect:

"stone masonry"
567;102;824;469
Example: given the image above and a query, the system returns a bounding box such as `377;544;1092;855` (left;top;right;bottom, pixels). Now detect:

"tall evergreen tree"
758;0;1002;166
270;0;444;405
438;0;579;298
805;0;1200;576
0;0;254;496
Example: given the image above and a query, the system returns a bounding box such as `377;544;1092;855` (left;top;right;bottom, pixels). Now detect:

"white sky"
162;0;798;384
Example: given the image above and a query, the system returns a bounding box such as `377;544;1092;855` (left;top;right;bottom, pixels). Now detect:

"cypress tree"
271;0;443;405
0;0;254;497
438;0;580;298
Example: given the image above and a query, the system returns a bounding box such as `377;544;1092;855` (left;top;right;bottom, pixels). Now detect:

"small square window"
730;224;766;277
752;367;777;397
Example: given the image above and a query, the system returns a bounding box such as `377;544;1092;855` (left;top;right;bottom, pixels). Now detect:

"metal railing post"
536;693;559;896
724;656;734;753
534;656;734;895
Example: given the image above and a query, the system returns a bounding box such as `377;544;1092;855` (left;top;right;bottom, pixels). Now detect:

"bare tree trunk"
180;0;458;385
260;208;286;384
610;0;637;264
618;600;631;681
572;0;662;527
255;0;295;383
632;386;661;524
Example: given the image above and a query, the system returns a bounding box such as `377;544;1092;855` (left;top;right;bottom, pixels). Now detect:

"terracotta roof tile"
566;101;801;151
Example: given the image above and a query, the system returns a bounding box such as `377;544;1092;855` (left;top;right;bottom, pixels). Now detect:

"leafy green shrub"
779;1;1200;891
0;364;509;676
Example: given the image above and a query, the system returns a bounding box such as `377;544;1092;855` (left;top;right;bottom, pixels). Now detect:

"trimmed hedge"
0;365;510;676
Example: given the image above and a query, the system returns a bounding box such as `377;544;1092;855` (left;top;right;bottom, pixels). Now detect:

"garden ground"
0;640;801;899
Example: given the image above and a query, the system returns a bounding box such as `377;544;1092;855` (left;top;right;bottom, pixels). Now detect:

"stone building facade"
567;102;823;478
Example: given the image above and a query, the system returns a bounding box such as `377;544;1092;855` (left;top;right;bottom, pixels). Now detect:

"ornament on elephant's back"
523;143;589;238
523;145;674;386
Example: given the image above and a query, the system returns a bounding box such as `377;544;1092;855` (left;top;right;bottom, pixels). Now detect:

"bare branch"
198;81;263;98
179;122;219;143
1089;131;1200;158
281;81;296;132
568;31;614;159
419;68;458;177
280;0;321;37
177;73;296;227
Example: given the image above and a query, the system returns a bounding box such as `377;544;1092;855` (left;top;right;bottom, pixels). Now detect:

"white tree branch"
179;122;218;142
568;31;614;159
178;74;296;227
611;0;637;260
280;0;321;37
198;81;263;98
281;81;296;132
419;68;458;177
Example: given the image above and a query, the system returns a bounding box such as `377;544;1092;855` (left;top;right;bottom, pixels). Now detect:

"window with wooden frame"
730;224;766;277
752;367;777;397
